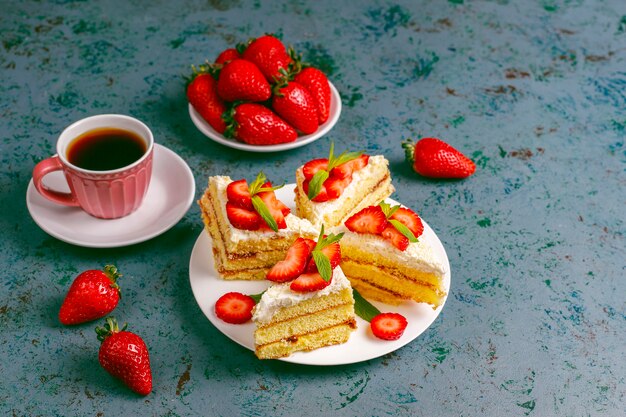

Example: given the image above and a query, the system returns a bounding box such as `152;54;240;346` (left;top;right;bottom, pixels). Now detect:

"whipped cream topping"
335;225;447;276
212;176;317;242
298;155;389;225
252;266;351;324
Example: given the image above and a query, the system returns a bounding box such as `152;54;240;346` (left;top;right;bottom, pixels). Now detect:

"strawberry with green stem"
59;265;122;325
223;103;297;145
216;58;272;102
96;317;152;395
271;72;319;135
239;34;292;82
402;137;475;179
186;64;228;134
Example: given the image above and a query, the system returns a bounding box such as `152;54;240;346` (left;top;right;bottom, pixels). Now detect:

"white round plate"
26;144;195;248
189;188;451;365
188;81;342;152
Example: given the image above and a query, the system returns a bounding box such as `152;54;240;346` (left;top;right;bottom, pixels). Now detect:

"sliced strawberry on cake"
199;172;317;280
338;201;447;308
251;227;357;359
294;143;394;228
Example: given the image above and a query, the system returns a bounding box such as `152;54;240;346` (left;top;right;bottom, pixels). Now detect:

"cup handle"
32;156;80;207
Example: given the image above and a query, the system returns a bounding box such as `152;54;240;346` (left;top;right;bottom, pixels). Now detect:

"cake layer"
342;260;445;308
255;321;357;360
294;155;395;228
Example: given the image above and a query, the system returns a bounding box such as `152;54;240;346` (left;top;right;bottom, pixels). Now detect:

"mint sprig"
307;142;363;200
249;291;265;304
246;171;284;232
352;288;381;322
311;225;344;281
378;201;418;242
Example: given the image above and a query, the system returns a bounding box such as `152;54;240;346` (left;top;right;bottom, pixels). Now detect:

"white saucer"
26;144;195;248
188;81;342;153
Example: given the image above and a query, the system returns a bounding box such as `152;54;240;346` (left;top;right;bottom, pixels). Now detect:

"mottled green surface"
1;0;625;416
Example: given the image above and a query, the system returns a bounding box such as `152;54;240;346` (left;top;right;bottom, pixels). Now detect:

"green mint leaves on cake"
225;171;289;232
302;142;369;202
311;225;344;282
379;201;418;243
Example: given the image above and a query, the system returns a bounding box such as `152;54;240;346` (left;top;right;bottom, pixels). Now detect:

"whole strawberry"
215;47;241;65
293;67;331;124
59;265;122;325
402;137;476;179
96;317;152;396
272;80;319;134
241;34;292;82
216;58;271;102
187;67;228;133
225;103;297;145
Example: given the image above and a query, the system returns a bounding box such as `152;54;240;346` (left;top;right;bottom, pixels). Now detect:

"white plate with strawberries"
188;190;451;366
188;81;341;152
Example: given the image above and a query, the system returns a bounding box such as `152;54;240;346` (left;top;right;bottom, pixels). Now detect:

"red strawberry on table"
370;312;408;340
225;103;297;145
59;265;122;325
215;292;256;324
216;59;272;102
187;69;227;134
241;34;292;82
293;67;331;124
267;237;315;282
272;80;319;135
402;137;476;179
96;317;152;396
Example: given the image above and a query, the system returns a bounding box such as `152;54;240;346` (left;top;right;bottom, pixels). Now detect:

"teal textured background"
1;0;624;416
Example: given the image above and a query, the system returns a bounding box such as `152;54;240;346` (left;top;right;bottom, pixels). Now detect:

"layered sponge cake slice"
338;202;447;308
294;145;394;229
252;230;357;359
199;173;317;280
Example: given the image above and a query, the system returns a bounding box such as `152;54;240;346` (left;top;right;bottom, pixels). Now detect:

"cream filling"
252;266;351;325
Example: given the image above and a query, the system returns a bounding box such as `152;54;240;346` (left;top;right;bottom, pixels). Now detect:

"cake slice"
294;144;394;229
252;229;357;359
338;202;447;308
199;172;317;280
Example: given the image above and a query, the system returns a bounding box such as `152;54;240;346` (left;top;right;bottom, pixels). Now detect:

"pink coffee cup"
32;114;154;219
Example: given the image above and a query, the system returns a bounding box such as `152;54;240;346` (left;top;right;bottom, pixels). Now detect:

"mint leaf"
312;250;332;281
307;169;329;200
379;201;399;218
389;219;418;242
352;289;381;322
249;291;265;304
251;195;278;232
248;171;268;196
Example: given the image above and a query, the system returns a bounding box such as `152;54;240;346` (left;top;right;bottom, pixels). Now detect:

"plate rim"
188;81;342;153
188;191;451;365
26;143;196;248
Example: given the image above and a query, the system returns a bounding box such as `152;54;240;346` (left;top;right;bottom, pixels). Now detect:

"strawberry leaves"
307;142;363;200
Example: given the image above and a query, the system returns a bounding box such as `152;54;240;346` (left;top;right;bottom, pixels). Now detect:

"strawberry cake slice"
337;201;447;308
199;172;317;280
294;144;395;229
252;228;357;359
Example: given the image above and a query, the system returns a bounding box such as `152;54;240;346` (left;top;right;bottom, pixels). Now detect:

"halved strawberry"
257;188;287;230
226;202;261;230
305;242;341;273
325;176;352;200
267;238;315;282
331;154;369;179
214;292;256;324
370;312;408;340
345;206;387;234
290;271;332;292
381;224;409;251
390;207;424;239
226;179;253;210
302;158;329;180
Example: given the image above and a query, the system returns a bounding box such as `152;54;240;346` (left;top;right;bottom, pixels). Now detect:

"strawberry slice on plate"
290;271;332;292
215;292;256;324
267;237;315;282
345;205;387;235
370;312;408;340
